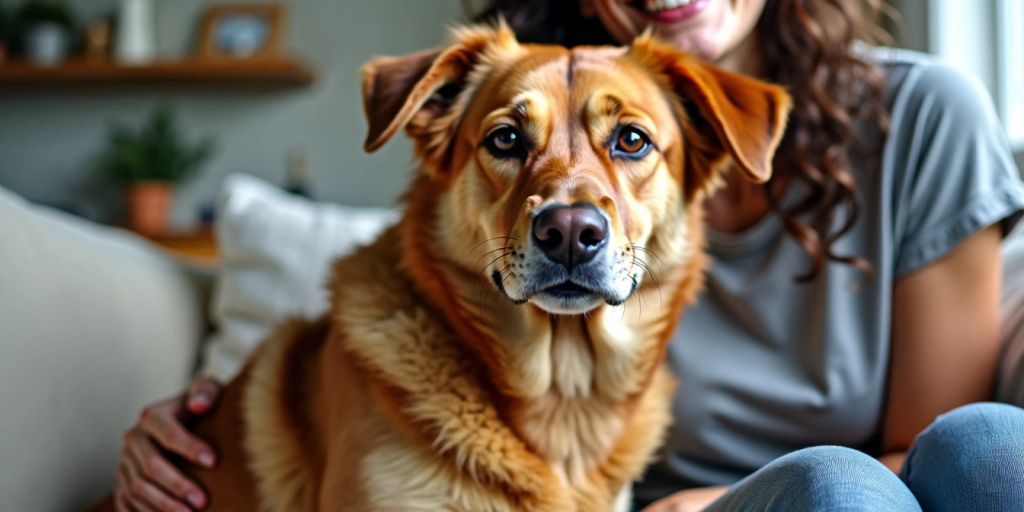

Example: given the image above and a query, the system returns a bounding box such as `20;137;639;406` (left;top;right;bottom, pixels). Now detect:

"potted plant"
13;0;75;66
95;104;215;234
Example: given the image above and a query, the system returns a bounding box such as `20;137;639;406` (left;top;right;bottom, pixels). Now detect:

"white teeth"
642;0;694;12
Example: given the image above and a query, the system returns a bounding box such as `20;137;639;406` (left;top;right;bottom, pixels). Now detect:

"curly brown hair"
467;0;891;281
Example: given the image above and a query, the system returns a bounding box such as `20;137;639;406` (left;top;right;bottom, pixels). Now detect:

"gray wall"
0;0;464;226
887;0;928;53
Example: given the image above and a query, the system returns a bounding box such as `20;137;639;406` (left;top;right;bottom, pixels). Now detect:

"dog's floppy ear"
362;47;447;152
362;24;519;160
629;35;791;186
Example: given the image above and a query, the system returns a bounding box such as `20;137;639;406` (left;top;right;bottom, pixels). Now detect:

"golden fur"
91;23;789;512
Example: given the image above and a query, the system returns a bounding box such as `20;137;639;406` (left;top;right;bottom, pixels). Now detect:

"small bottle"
285;147;313;199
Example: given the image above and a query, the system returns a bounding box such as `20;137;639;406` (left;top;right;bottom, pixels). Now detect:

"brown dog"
93;24;788;511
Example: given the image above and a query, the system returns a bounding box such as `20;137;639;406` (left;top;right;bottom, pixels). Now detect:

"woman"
114;1;1024;510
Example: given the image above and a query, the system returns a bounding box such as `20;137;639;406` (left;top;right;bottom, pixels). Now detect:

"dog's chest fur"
243;227;676;511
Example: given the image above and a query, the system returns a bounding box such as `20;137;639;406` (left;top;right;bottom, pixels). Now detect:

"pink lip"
635;0;711;23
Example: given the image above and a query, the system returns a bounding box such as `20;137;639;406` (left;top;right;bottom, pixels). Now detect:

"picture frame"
197;4;286;61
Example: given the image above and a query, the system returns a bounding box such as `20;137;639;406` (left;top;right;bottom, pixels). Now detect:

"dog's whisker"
618;286;626;321
629;243;661;260
631;252;654;279
472;245;513;268
631;256;653;279
500;270;517;286
631;246;664;272
620;277;634;322
469;237;517;257
631;255;664;310
480;252;515;274
627;252;660;315
630;245;665;275
636;279;644;322
469;236;518;254
478;245;514;257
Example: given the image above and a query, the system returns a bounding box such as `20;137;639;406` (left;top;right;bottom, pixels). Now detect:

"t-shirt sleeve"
888;61;1024;278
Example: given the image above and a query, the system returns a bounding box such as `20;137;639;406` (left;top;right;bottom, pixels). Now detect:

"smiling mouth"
631;0;709;22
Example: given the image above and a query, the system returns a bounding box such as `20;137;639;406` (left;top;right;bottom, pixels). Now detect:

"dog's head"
363;24;789;316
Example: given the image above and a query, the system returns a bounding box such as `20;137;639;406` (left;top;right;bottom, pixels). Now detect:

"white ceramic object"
116;0;156;65
25;23;69;67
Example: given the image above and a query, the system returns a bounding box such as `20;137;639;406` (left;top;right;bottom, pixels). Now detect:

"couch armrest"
0;189;205;511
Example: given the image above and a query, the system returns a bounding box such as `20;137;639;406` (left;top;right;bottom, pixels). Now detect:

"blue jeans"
703;403;1024;511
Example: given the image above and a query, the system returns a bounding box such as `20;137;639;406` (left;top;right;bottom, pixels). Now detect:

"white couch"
1;179;1022;511
0;186;208;511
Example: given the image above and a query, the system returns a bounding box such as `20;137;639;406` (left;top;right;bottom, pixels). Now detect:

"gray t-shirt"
637;48;1024;499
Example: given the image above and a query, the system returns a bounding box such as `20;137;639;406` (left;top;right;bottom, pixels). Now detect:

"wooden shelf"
0;56;315;89
142;228;219;264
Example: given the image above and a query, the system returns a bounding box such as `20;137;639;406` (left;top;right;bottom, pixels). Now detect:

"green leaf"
92;104;217;185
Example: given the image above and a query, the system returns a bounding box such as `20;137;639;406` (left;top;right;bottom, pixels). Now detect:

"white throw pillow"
201;174;399;381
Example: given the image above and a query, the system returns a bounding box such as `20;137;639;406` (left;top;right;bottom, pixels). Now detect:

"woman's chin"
654;31;721;61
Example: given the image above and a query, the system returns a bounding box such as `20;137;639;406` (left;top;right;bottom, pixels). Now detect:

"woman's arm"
882;225;1004;461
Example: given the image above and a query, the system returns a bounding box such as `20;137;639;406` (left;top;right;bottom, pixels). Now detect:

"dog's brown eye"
484;126;526;159
493;129;518;151
612;125;653;159
618;130;644;153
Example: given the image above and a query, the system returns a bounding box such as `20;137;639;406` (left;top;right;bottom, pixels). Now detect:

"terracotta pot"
126;181;172;234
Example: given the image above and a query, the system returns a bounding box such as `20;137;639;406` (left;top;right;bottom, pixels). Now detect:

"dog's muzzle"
489;201;639;314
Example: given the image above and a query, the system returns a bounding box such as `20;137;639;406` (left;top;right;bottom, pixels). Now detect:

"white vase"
116;0;156;65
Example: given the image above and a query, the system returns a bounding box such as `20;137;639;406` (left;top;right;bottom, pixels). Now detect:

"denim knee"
902;402;1024;512
709;446;920;512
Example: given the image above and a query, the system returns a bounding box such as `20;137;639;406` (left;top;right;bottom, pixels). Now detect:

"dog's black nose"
532;203;608;269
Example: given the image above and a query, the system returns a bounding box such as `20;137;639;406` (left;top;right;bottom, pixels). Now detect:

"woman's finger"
138;403;216;468
127;480;176;512
185;378;222;415
127;496;159;512
122;455;187;512
126;431;208;510
114;469;132;512
114;494;132;512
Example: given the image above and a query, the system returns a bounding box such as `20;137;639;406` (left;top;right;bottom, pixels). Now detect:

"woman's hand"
641;486;729;512
114;377;222;512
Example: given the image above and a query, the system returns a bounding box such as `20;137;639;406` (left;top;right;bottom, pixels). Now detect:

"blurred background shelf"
0;56;316;89
142;228;219;265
